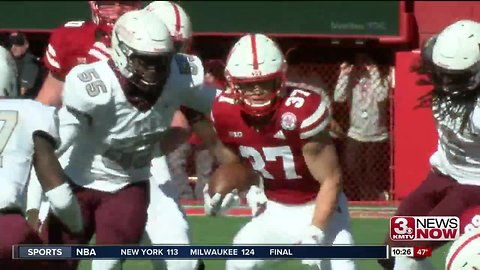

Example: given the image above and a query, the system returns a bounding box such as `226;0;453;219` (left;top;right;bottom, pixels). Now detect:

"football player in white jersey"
143;2;203;270
379;20;480;270
39;10;217;270
0;59;82;268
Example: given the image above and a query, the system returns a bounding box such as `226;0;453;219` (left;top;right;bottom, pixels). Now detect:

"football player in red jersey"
35;1;143;107
203;33;355;270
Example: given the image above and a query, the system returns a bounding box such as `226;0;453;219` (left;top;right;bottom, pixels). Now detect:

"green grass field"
78;216;451;270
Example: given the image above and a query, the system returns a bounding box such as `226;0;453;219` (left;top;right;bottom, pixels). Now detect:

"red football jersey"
44;20;111;80
211;87;330;204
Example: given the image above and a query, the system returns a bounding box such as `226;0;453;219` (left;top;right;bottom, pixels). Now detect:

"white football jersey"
60;54;217;192
0;99;59;210
430;98;480;185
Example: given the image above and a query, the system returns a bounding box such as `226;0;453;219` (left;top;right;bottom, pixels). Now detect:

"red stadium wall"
393;51;437;200
414;1;480;46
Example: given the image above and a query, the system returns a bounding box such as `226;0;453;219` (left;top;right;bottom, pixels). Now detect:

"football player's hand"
298;225;326;269
245;185;267;217
26;209;41;234
203;184;240;216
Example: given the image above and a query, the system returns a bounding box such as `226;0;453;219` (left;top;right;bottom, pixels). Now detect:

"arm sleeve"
55;106;83;157
333;71;351;103
369;66;390;103
181;84;220;115
172;54;220;114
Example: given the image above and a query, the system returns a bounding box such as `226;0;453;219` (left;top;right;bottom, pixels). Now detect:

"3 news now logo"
390;216;460;241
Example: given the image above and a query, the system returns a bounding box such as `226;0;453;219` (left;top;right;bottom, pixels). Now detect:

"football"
208;162;259;197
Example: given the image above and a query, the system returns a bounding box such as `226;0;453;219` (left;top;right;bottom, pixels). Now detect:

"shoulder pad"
26;101;61;147
45;21;95;74
281;89;330;139
62;62;113;115
169;53;205;88
48;21;90;50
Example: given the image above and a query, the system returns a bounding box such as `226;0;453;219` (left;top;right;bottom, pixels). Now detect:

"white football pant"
144;155;198;270
226;192;356;270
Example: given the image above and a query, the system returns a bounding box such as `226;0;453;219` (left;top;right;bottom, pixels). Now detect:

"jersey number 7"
0;111;18;167
239;145;302;180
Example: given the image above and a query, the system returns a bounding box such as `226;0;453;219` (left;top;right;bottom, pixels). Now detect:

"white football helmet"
0;46;17;97
111;9;174;89
445;227;480;270
225;33;286;116
144;1;192;53
431;19;480;94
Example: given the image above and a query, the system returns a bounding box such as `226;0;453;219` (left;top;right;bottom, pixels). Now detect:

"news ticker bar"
14;245;390;260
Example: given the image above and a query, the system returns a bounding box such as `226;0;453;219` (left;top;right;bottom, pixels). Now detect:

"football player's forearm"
213;143;241;165
190;119;240;164
34;134;83;233
191;118;216;147
33;135;67;191
312;174;341;230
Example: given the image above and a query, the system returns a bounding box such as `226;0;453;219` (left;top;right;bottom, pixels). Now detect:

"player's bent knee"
332;229;355;245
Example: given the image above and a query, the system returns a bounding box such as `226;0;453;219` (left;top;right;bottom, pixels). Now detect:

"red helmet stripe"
170;1;182;34
250;34;259;70
446;232;480;270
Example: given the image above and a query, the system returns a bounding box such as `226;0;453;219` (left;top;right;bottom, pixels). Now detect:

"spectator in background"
168;110;196;200
286;47;345;138
333;53;392;201
6;32;41;98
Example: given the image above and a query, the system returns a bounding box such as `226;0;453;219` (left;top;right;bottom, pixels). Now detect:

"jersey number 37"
239;145;302;180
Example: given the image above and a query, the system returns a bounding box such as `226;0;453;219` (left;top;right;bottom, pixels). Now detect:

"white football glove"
203;184;240;216
298;224;326;269
245;185;267;217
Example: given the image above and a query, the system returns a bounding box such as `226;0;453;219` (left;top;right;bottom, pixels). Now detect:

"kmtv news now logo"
390;216;460;241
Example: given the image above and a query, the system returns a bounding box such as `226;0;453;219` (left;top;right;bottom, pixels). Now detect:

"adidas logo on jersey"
273;130;286;140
